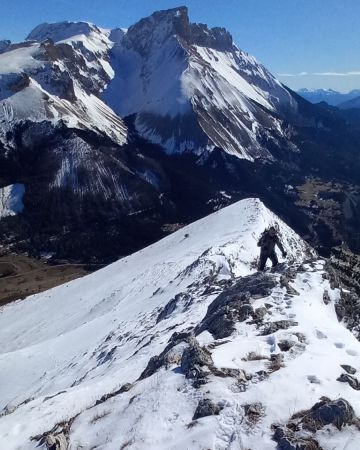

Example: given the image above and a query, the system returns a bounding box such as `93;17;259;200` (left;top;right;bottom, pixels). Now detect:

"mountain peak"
123;6;233;54
26;21;99;43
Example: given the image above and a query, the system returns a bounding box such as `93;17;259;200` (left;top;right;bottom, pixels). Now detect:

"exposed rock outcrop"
274;398;357;450
196;272;276;339
192;398;222;420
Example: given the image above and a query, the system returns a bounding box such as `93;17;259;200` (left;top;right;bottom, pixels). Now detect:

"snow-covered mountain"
0;198;359;449
103;6;298;160
298;88;360;107
1;7;300;162
0;25;127;144
1;6;360;269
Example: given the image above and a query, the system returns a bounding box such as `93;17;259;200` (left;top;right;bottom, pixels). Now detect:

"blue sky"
2;0;360;92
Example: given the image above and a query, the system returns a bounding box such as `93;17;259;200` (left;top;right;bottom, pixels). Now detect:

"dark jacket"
257;231;285;256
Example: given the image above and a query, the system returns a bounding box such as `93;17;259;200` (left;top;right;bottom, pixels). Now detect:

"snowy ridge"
0;24;127;145
26;21;100;43
1;198;359;449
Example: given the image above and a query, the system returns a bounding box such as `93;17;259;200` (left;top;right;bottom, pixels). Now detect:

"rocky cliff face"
104;6;298;160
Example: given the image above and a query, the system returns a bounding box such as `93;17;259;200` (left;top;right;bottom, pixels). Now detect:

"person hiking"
257;226;287;271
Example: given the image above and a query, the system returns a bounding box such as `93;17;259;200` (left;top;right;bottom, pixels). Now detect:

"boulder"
273;397;356;450
181;337;213;379
306;398;355;430
260;320;298;336
196;272;276;339
273;427;322;450
139;332;192;380
337;373;360;390
278;340;296;352
192;398;222;420
45;433;68;450
340;364;356;375
323;289;331;305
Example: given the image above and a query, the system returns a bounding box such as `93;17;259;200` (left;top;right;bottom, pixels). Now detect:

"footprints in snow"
315;330;358;356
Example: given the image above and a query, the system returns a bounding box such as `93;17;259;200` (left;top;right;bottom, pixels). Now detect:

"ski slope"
0;198;359;449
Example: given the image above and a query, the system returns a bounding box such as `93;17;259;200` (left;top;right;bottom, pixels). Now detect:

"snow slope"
0;198;359;449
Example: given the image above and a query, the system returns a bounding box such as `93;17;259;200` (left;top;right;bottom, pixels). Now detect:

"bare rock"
273;397;356;450
260;320;298;336
196;272;276;339
139;332;192;380
192;398;222;420
243;402;264;424
181;337;213;379
268;353;285;372
323;289;331;305
95;383;133;405
305;397;355;430
280;276;300;296
252;306;267;322
340;364;356;375
278;340;296;352
45;433;68;450
337;373;360;390
273;427;322;450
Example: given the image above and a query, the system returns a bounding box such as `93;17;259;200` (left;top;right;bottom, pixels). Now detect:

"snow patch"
0;183;25;218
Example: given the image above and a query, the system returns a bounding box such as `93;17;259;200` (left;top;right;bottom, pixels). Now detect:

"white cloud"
313;71;360;76
278;71;360;77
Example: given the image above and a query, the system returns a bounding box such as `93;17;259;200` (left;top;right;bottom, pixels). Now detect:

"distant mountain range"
298;88;360;108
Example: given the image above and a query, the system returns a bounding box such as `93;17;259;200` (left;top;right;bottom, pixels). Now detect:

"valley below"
0;253;95;306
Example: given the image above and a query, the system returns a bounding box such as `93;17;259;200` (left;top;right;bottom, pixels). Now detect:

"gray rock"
335;290;360;339
45;433;68;450
95;382;133;405
35;427;70;450
196;272;276;339
308;397;355;430
260;320;298;336
337;373;360;390
181;337;213;379
268;353;285;372
212;367;250;382
278;340;295;352
280;276;300;296
139;332;192;380
243;403;264;423
192;398;222;420
273;397;356;450
323;289;331;305
340;364;356;375
273;427;322;450
157;293;192;323
252;306;267;321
